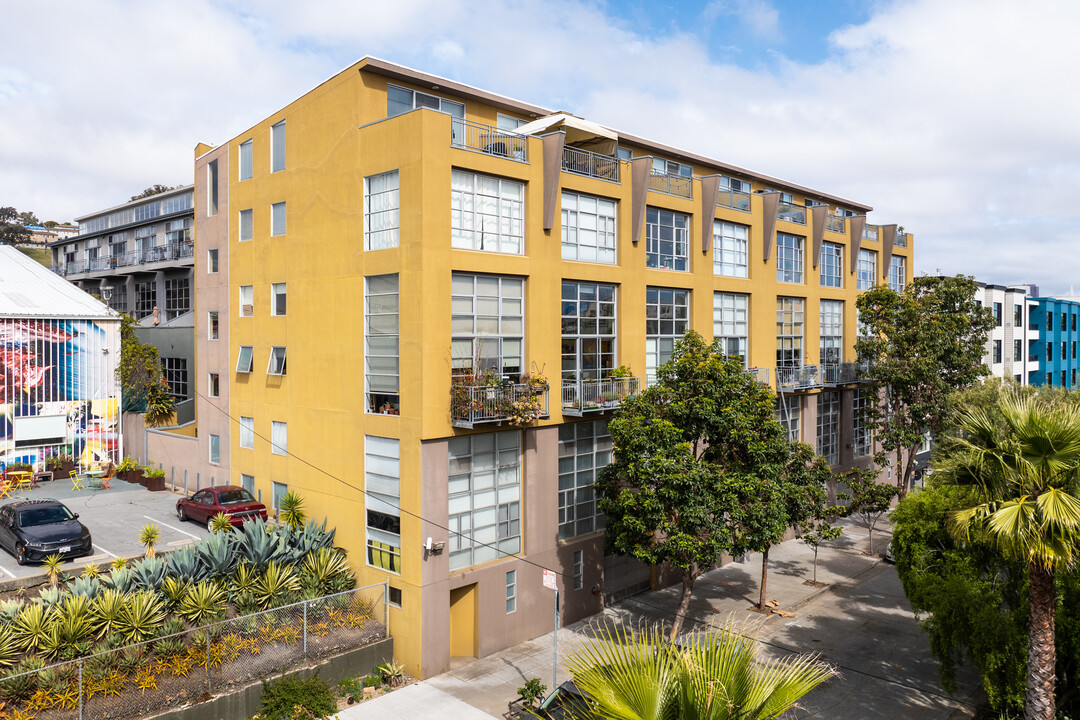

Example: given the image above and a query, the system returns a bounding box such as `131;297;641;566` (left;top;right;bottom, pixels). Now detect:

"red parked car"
176;486;267;528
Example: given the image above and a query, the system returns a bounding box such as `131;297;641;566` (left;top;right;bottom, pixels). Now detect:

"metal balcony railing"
777;205;806;224
561;377;641;416
717;189;751;212
52;244;194;276
821;362;869;385
862;225;879;241
562;146;620;182
825;215;845;233
894;231;908;247
451;382;550;429
775;364;824;391
451;119;528;162
648;172;692;198
746;367;770;386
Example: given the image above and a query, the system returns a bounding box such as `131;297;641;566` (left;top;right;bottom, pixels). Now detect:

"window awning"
514;113;619;156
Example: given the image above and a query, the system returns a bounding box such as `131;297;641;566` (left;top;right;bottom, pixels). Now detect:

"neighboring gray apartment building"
48;186;196;413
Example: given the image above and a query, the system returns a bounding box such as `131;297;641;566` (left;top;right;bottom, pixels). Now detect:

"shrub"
376;661;405;688
259;674;337;720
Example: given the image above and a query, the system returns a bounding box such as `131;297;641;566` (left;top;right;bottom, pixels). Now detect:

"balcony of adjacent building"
51;243;194;281
775;362;868;392
451;376;551;429
512;113;622;183
562;375;641;417
449;118;529;163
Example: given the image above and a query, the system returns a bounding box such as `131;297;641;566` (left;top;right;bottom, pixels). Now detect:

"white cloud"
2;0;1079;293
704;0;783;40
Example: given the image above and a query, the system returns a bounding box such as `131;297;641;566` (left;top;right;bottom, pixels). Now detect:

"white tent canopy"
514;113;619;156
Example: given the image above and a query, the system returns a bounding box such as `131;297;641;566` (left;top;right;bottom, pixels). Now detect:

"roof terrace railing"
777;204;806;225
647;172;692;198
451;119;528;162
562;146;620;182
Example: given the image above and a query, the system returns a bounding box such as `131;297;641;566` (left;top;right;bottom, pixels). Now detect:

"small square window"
207;249;219;273
268;346;287;375
271;283;286;316
271;202;286;237
237;346;254;373
208;373;219;398
388;587;402;608
239;209;253;242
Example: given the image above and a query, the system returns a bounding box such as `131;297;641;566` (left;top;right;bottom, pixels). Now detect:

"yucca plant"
166;545;207;583
0;627;16;669
139;523;161;558
253;561;301;609
90;589;126;639
114;591;167;644
300;547;353;596
130;555;168;592
229;561;259;600
209;512;233;534
160;617;187;638
160;576;191;610
277;490;307;532
42;553;65;588
12;603;53;654
178;581;227;626
81;563;102;579
0;659;43;703
110;557;127;572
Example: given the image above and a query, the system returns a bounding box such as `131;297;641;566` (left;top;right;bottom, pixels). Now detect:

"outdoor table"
8;470;32;491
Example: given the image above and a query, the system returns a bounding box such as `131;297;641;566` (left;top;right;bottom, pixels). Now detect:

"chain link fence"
0;583;387;720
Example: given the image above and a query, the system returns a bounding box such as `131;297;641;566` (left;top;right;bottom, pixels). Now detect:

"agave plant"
300;548;353;595
114;591;167;644
11;603;53;654
209;512;233;534
130;555;168;592
288;518;336;556
0;600;23;623
160;617;187;638
35;586;65;610
166;544;208;583
66;576;102;600
40;605;94;659
102;566;134;594
90;589;126;639
178;581;227;625
110;557;127;572
235;519;288;571
196;531;239;579
0;627;16;669
253;561;301;609
229;561;259;599
139;523;161;558
160;576;192;610
0;658;43;703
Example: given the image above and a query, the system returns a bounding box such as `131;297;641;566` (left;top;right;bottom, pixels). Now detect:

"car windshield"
218;490;256;505
18;505;75;527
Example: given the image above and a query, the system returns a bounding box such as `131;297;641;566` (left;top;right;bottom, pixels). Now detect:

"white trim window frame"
819;300;844;367
776;233;804;284
451;169;524;255
561;192;617;264
364;170;400;251
270;202;286;237
451;274;524;379
776;297;804;368
888;255;906;292
270;120;286;173
561;281;616;383
239;140;253;181
365;435;401;574
365;274;399;414
239;416;254;449
645;287;690;383
820;242;843;288
237;346;254;373
645;207;689;271
270;420;287;455
267;346;287;375
713;220;749;277
857;250;877;291
817;391;840;465
713;292;749;367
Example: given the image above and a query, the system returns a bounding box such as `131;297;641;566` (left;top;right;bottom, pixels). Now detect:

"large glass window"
448;432;521;570
645;208;689;271
713;220;748;277
451;274;524;379
888;255;906;292
713;293;748;366
561;192;616;264
365;436;401;573
451;170;524;254
558;420;611;540
364;170;399;250
561;282;616;382
270;421;287;455
164;277;190;320
776;297;804;368
135;282;155;320
857;250;877;290
853;388;872;457
776;396;800;443
817;391;840;465
776;233;804;283
645;287;690;383
820;300;844;368
387;84;464;119
162;357;187;399
366;274;399;414
820;242;843;288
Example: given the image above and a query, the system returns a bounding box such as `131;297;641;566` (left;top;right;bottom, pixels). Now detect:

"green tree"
130;184;176;201
838;467;898;556
855;275;995;492
937;391;1080;720
0;207;31;245
17;211;40;226
597;331;797;636
560;620;834;720
117;313;175;424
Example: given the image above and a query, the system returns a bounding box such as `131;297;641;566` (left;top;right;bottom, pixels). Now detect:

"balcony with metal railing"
450;119;528;162
777;204;806;225
825;215;846;234
717;188;751;212
561;377;641;416
451;382;551;429
562;146;620;182
747;367;770;386
647;172;692;198
822;362;869;385
862;224;879;241
50;244;194;278
775;364;824;391
894;231;908;248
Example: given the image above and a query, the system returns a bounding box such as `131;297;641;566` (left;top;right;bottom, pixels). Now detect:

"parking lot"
0;476;209;580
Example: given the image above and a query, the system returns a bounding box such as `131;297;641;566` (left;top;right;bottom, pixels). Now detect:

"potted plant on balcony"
609;364;634;398
504;397;543;428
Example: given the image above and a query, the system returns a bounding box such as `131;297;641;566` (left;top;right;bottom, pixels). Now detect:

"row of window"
776;388;873;465
1042;309;1080;333
990;339;1028;365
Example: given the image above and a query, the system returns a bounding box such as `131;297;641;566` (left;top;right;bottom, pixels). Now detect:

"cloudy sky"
2;0;1077;293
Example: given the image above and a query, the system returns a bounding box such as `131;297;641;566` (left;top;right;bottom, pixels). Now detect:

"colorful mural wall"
0;317;121;468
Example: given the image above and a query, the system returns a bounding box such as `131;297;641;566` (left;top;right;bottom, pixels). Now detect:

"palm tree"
938;392;1080;720
559;619;834;720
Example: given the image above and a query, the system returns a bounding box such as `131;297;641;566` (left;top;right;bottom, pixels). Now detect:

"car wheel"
177;505;187;522
15;543;27;566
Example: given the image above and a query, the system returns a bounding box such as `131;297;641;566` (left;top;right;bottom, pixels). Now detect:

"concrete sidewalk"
342;518;904;719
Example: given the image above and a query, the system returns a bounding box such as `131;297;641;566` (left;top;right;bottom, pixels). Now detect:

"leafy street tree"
560;620;835;720
117;313;175;425
0;206;31;245
130;184;176;201
937;391;1080;720
855;275;995;492
597;331;830;635
17;210;40;226
801;508;844;587
838;467;898;556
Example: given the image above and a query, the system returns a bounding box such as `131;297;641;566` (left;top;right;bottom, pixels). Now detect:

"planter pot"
60;461;75;477
139;474;149;487
146;476;166;492
122;470;144;484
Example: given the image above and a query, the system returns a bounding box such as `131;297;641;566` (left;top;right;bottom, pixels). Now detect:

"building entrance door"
449;584;478;658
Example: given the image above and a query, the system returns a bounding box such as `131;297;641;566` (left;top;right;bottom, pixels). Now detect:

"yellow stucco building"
190;57;914;678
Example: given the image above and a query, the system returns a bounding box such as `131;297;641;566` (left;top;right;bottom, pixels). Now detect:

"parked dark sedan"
176;485;267;528
0;499;93;565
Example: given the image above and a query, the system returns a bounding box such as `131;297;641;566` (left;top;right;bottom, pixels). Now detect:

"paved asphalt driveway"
0;478;208;580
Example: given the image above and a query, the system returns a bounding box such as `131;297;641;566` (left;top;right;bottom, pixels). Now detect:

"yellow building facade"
192;58;914;678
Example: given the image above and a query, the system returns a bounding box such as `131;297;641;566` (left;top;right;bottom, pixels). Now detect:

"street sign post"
543;569;559;691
